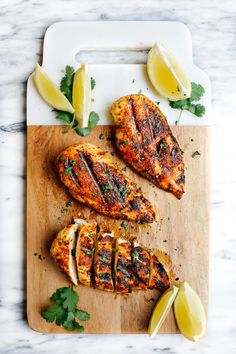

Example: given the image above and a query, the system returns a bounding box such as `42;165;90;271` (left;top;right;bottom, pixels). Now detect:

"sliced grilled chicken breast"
111;94;185;199
50;221;83;285
51;222;171;294
114;238;133;293
93;228;114;292
55;143;155;224
131;241;151;290
76;221;97;287
149;253;170;292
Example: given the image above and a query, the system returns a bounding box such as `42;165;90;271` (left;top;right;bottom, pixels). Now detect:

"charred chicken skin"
56;143;155;223
110;94;185;199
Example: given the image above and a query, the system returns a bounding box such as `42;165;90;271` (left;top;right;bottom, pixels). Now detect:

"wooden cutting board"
26;21;210;333
27;124;209;334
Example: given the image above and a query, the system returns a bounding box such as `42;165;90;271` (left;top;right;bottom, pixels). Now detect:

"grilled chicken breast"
76;221;97;287
93;228;114;292
56;143;155;223
114;238;133;293
51;221;170;293
111;94;185;199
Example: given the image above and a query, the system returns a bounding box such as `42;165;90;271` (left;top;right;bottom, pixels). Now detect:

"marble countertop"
0;0;236;353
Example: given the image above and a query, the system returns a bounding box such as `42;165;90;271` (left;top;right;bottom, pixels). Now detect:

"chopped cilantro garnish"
192;151;201;158
91;77;96;90
120;221;128;229
131;250;139;259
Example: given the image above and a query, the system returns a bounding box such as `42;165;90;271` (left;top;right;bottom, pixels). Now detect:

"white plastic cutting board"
27;21;211;126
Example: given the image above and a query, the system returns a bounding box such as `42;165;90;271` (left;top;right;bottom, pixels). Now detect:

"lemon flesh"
148;285;179;338
34;64;74;114
147;43;191;101
174;281;207;342
72;64;91;128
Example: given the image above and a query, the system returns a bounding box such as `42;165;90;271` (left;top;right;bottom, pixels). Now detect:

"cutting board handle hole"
75;49;149;64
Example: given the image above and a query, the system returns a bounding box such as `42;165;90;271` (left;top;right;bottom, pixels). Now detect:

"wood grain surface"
27;125;209;334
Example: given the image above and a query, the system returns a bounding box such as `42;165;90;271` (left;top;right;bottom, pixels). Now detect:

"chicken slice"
76;221;97;287
149;253;170;292
50;220;86;285
131;241;151;290
114;238;133;293
93;227;114;292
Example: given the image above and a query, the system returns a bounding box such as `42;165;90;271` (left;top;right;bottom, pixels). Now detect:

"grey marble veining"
0;0;236;353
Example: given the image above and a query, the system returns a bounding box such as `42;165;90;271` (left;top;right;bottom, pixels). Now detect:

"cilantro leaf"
169;82;206;118
53;109;74;124
75;126;91;137
190;82;205;102
74;322;84;332
75;111;100;136
41;303;67;326
74;309;90;321
60;287;79;312
60;66;75;102
169;100;189;110
91;77;96;90
51;288;64;304
88;111;99;129
194;104;205;117
63;312;75;331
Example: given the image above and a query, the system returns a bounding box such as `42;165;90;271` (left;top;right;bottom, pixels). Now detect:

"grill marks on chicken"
76;222;97;287
114;238;133;293
56;144;155;223
94;228;114;292
111;94;185;199
149;253;170;292
50;222;170;294
131;241;151;290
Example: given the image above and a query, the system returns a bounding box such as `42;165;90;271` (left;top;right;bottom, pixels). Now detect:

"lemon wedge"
148;285;179;338
72;64;91;128
147;43;191;101
34;64;74;114
174;281;207;342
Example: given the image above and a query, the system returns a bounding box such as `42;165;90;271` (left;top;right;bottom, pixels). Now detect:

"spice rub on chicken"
114;238;133;293
56;143;155;223
50;221;171;294
131;241;151;290
76;221;97;287
110;94;185;199
93;228;114;292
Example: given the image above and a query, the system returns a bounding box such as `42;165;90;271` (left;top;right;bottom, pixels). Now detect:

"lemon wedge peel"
148;285;179;338
34;63;74;114
72;64;92;129
147;43;191;101
174;281;207;342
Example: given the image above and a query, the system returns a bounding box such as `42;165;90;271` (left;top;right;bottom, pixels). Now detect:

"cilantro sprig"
41;287;90;332
53;66;99;137
60;66;75;102
169;82;206;124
